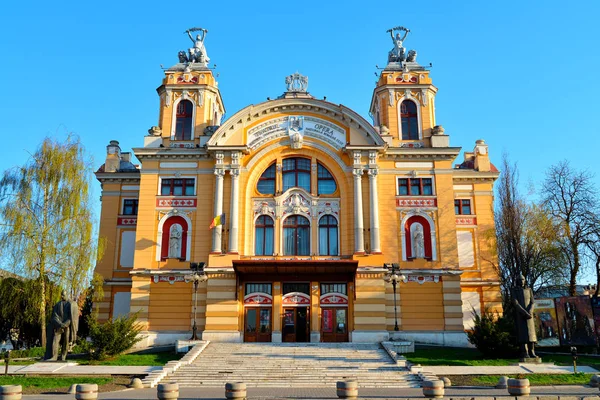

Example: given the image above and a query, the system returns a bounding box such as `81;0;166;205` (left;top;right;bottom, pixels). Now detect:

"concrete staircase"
163;342;422;388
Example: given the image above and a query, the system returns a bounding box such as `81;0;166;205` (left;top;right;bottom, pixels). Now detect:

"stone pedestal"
519;356;542;364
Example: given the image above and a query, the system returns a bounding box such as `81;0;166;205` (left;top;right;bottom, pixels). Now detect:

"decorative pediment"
206;98;386;150
254;189;340;220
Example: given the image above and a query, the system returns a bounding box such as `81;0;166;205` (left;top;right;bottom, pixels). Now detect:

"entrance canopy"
233;260;358;281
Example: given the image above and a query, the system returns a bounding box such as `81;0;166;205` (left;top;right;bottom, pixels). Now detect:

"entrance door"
244;308;272;342
321;308;348;342
282;307;310;342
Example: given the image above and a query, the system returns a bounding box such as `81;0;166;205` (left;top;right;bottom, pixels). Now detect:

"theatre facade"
94;29;502;347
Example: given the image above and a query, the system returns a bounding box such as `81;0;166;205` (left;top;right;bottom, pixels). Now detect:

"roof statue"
285;72;308;93
178;27;210;66
387;26;417;64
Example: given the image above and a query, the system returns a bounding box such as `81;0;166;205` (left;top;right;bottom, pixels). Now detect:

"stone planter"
336;380;358;399
507;378;530;396
225;382;247;399
157;382;179;400
0;385;22;400
75;384;98;400
422;380;444;398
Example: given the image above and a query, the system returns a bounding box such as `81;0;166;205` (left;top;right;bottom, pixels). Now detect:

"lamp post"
384;263;405;331
187;262;207;340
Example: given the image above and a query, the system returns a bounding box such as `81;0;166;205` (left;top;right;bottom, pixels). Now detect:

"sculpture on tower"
178;27;210;65
387;26;417;64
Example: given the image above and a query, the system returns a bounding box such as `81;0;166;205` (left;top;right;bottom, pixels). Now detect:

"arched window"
404;215;432;260
255;215;274;255
257;164;276;195
175;100;193;140
317;163;337;195
283;215;310;255
283;158;311;192
161;216;189;260
319;215;338;256
400;100;419;140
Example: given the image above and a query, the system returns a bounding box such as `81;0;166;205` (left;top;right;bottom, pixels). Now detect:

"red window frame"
454;199;472;215
161;216;188;260
174;100;193;140
161;178;195;196
404;215;433;260
400;100;419;140
397;178;433;196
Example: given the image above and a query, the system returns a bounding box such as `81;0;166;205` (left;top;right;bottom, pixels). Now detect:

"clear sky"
1;0;599;280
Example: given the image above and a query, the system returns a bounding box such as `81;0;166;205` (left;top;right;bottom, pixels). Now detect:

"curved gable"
206;98;385;151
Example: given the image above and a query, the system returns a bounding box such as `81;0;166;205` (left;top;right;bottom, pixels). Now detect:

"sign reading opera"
94;28;501;347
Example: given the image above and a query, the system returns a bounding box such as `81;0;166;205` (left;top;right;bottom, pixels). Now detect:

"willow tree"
0;136;98;346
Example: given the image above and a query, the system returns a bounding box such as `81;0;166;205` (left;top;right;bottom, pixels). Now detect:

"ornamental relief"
253;190;339;220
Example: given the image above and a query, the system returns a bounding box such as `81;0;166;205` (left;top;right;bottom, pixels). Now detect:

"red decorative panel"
396;198;437;207
156;198;197;208
320;293;348;305
117;217;137;226
395;75;418;83
244;293;273;306
456;217;477;225
282;292;311;305
177;76;199;84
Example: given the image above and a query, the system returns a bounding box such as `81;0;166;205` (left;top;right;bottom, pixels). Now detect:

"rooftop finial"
285;72;308;93
178;27;210;66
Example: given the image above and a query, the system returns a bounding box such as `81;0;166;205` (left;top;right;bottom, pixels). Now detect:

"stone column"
368;168;381;253
353;168;365;254
211;168;225;253
228;169;240;253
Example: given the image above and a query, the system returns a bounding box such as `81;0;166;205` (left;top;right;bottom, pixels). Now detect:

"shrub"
87;313;143;360
467;309;518;358
7;346;45;359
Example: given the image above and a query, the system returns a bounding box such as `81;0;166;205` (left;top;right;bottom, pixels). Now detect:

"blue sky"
1;1;599;280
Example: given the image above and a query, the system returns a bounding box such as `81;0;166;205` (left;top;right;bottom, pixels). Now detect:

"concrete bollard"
591;374;600;387
0;385;22;400
129;378;144;389
336;380;358;399
225;382;247;399
507;378;530;396
75;384;98;400
422;380;444;398
440;376;451;387
496;376;509;389
157;382;179;400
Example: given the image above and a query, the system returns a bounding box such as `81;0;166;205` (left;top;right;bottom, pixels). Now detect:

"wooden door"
321;308;349;342
244;308;272;342
282;308;295;342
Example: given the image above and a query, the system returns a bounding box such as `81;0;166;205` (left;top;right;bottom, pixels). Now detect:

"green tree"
0;136;99;347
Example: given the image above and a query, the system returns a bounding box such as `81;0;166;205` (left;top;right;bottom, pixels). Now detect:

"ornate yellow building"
94;29;501;347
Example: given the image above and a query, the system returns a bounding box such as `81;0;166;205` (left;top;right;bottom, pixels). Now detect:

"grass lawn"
0;375;112;389
75;351;182;366
449;373;591;386
406;347;600;368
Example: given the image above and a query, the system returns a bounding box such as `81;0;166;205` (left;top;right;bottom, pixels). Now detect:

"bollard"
129;378;144;389
590;374;600;387
507;378;530;396
157;382;179;400
225;382;247;399
440;376;451;387
336;380;358;399
75;384;98;400
496;376;509;389
422;380;444;398
0;385;22;400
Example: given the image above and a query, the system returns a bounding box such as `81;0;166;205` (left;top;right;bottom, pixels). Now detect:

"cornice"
452;169;500;182
382;147;461;161
132;147;210;161
95;172;141;183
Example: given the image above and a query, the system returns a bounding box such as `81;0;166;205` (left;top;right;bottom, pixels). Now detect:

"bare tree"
0;136;99;346
490;155;565;310
542;160;597;296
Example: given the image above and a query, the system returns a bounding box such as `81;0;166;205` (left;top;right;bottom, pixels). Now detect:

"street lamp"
186;262;207;340
384;263;405;331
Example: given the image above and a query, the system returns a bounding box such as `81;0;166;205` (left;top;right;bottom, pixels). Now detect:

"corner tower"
369;27;447;149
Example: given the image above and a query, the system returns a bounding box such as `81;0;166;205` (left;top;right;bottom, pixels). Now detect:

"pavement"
426;363;599;375
6;363;160;375
17;386;600;399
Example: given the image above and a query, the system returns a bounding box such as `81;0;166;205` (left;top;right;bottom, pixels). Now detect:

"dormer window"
400;100;419;140
283;158;311;192
174;100;193;140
